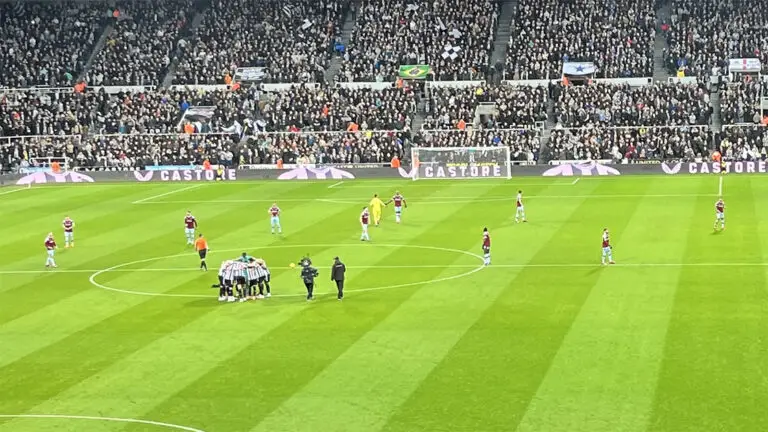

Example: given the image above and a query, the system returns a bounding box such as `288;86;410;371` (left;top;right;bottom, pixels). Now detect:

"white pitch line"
5;262;768;275
131;184;206;204
571;178;580;185
0;187;28;197
328;181;344;189
718;175;724;197
0;414;205;432
131;193;723;205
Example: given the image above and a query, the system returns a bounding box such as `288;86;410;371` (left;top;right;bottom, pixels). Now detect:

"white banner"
234;67;266;82
562;62;597;76
729;58;762;73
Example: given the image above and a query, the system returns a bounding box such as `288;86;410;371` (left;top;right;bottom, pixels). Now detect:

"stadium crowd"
173;0;346;85
553;82;712;127
86;0;194;86
720;79;765;125
719;125;768;161
338;0;497;82
423;85;547;129
548;125;713;161
0;1;106;88
664;0;768;79
506;0;656;80
261;84;418;131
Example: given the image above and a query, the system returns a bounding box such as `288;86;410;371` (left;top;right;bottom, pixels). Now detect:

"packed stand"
174;0;345;85
260;84;417;132
0;1;106;88
507;0;655;80
338;0;497;82
417;129;541;162
423;85;547;130
548;125;713;161
553;82;712;128
720;79;765;125
86;0;194;86
718;125;768;161
665;0;768;79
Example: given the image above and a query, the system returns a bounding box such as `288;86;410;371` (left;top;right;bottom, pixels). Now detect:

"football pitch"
2;175;768;432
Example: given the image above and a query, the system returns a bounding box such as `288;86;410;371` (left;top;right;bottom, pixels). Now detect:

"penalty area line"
571;178;580;185
328;181;344;189
131;184;206;204
0;187;29;197
0;414;205;432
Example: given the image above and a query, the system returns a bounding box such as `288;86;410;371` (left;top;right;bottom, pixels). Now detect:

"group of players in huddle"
212;254;272;302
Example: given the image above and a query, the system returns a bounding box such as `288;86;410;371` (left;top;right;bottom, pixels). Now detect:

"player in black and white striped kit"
219;260;237;302
255;260;271;299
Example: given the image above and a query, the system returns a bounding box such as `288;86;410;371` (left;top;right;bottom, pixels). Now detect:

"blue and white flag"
562;62;597;76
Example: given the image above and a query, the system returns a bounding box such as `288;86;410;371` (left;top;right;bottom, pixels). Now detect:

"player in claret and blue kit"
44;233;57;268
62;216;75;248
714;199;725;231
184;211;197;245
360;207;371;241
269;203;282;234
386;191;407;224
515;190;527;223
482;228;491;266
601;228;615;265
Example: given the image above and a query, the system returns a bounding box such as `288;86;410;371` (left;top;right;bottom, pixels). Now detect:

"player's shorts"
47;249;55;257
235;276;246;285
517;205;524;212
271;216;280;225
248;278;259;287
483;246;490;254
218;275;224;285
602;246;611;255
185;228;195;236
223;279;233;288
64;231;74;241
395;206;402;214
198;249;207;259
361;223;368;230
716;212;725;220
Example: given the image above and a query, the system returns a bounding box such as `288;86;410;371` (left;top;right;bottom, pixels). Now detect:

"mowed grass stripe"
648;176;768;432
247;181;586;432
0;182;371;373
513;178;701;432
126;182;516;432
381;178;653;432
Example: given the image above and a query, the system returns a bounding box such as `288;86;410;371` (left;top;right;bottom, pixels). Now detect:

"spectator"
720;79;764;125
173;0;345;85
87;0;194;86
0;2;105;88
338;0;498;82
507;0;656;80
554;82;711;128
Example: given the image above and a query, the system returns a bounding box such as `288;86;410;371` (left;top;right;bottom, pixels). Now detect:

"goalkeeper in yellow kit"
369;194;386;226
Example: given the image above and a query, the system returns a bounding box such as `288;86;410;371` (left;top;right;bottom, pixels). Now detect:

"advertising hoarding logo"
16;171;95;185
277;167;355;180
133;169;237;182
661;161;768;175
542;162;621;177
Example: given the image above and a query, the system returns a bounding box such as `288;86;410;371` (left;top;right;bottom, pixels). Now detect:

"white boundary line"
87;244;486;299
132;193;723;206
328;181;344;189
131;184;206;204
0;414;205;431
571;178;580;185
718;175;724;197
0;187;28;197
7;261;768;276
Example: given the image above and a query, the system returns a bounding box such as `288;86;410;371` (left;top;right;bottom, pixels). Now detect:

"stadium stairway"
710;88;722;133
489;0;517;82
652;0;672;81
324;1;358;83
79;24;114;83
161;8;207;88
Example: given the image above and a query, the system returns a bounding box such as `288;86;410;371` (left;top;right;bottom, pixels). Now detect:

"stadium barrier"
10;160;768;186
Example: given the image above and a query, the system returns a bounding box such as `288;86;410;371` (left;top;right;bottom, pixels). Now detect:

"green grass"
0;175;766;432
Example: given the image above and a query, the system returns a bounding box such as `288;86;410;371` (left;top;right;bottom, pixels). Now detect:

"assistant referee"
195;233;208;271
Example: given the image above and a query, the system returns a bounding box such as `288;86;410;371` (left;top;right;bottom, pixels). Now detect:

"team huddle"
214;254;272;302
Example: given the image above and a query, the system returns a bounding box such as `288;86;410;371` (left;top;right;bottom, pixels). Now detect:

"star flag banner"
398;65;431;79
728;58;762;73
562;61;597;76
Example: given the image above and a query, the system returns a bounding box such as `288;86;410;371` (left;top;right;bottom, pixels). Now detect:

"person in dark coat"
301;263;319;300
331;256;346;300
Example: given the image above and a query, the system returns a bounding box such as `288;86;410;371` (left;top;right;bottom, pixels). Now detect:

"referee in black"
301;261;318;301
331;256;346;300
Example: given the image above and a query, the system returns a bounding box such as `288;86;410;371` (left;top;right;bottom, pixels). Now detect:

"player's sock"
265;282;271;294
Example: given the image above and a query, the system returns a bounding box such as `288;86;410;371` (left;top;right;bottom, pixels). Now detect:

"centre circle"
88;243;485;299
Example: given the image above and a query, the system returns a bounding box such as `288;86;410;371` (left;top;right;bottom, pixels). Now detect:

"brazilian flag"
398;65;430;80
